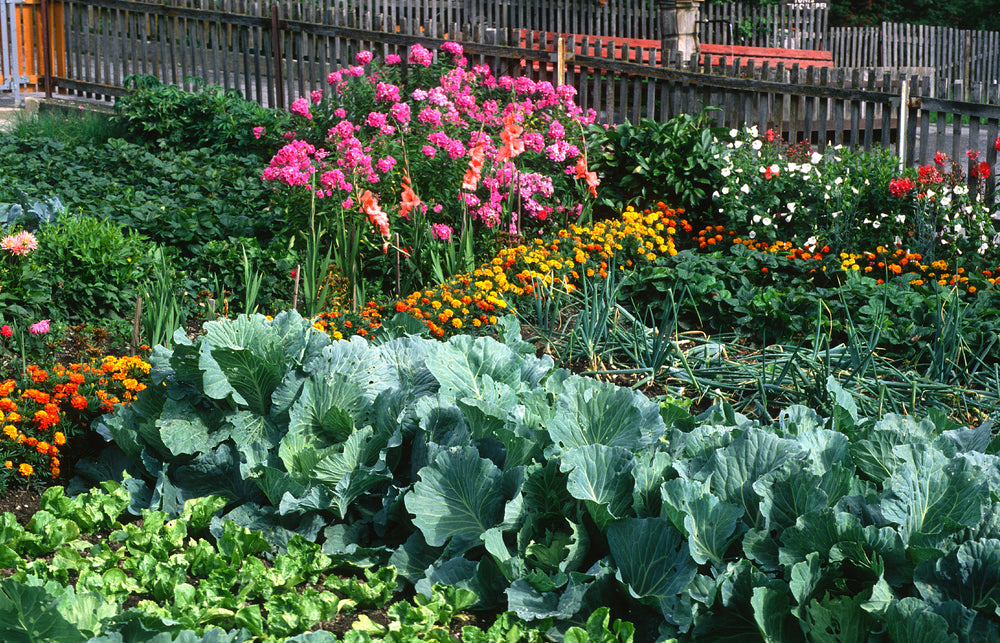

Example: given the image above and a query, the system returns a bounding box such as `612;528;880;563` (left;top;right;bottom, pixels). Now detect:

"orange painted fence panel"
0;0;64;92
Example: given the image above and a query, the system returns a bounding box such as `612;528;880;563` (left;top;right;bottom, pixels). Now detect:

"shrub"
112;75;293;158
588;111;731;218
30;214;156;323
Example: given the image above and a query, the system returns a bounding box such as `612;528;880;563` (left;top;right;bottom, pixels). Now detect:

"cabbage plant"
94;311;1000;639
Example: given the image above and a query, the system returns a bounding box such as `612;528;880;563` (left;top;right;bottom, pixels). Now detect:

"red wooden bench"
517;30;835;71
700;44;834;69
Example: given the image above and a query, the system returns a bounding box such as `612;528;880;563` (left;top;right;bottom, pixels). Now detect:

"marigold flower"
3;460;11;468
53;431;66;446
18;463;33;476
71;395;88;410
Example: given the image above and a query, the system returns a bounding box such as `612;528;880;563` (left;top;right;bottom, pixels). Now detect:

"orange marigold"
71;395;88;410
18;463;33;476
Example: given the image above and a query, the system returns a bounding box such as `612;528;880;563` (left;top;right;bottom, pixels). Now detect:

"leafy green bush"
112;75;293;157
31;214;155;322
0;136;289;287
90;312;1000;640
588;111;730;217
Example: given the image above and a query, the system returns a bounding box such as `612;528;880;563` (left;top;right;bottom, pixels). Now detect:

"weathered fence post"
40;0;51;97
897;78;909;170
270;3;284;109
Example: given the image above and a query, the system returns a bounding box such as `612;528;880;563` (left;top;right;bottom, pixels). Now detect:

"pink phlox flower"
441;41;463;58
385;54;402;65
29;319;50;335
327;71;343;85
445;139;467;160
390;102;411;124
356;50;374;65
411;89;429;101
262;140;320;186
546;140;581;163
283;131;296;140
320;169;351;193
427;88;450;107
334;108;347;118
379;124;396;136
252;126;265;139
548;120;566;140
422;145;436;158
290;97;312;119
376;82;402;103
347;66;365;77
408;44;434;66
328;120;357;140
366;111;388;128
522;132;545;153
556;84;577;102
427;131;453;148
431;223;453;241
934;151;947;166
342;197;354;209
310;89;323;104
417;107;443;128
377;156;397;173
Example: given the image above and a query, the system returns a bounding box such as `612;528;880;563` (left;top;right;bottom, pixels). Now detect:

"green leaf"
405;446;505;547
750;586;798;643
546;377;665;451
561;445;635;529
884;598;959;643
156;398;230;457
425;334;527;401
287;376;369;445
703;428;806;527
914;538;1000;613
661;478;743;566
0;579;86;643
607;517;697;614
880;444;988;543
797;593;871;643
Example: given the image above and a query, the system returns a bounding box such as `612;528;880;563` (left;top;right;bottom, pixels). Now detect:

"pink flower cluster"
262;39;600;275
1;230;38;256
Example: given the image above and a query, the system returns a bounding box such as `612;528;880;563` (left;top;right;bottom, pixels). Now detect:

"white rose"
740;184;750;194
751;139;763;151
762;217;772;226
811;152;822;164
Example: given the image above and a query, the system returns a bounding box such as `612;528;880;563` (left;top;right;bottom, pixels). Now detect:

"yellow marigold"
3;460;11;469
18;463;33;477
452;318;462;328
3;425;16;439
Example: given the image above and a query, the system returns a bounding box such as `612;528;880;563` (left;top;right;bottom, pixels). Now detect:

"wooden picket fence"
828;23;1000;100
698;1;828;50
